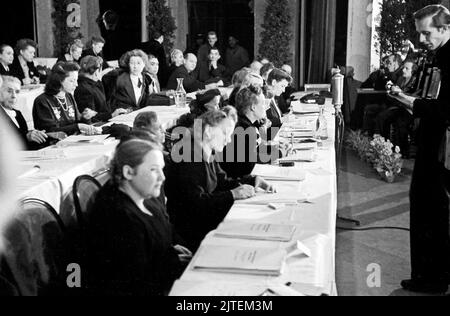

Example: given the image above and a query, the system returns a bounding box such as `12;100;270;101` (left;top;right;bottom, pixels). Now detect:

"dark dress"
0;64;12;76
165;141;255;251
408;39;450;283
74;76;112;123
32;93;82;135
87;181;183;296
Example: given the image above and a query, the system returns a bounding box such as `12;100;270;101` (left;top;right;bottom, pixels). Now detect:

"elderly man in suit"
0;76;48;149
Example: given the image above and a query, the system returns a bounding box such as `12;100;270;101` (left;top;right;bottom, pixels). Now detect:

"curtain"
306;0;337;84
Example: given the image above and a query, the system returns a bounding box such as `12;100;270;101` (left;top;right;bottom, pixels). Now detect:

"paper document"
19;149;66;161
215;222;297;242
235;192;308;206
292;101;320;114
193;245;286;276
252;164;306;181
278;150;317;163
57;134;111;146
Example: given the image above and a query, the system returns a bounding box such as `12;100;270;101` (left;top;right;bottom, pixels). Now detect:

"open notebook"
193;245;287;276
215;222;297;242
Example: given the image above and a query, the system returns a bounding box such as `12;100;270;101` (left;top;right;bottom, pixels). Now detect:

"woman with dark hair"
74;56;127;123
0;45;14;76
165;110;275;251
32;62;97;136
10;39;40;85
87;139;190;296
58;39;84;64
110;49;153;112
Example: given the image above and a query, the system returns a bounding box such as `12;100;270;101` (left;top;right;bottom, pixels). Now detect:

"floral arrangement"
346;131;403;183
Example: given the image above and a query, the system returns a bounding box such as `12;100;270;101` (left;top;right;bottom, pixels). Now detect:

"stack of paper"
215;222;297;242
57;135;111;146
19;149;66;161
193;245;286;276
234;192;308;206
252;164;306;181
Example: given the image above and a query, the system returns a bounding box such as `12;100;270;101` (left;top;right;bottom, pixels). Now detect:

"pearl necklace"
55;95;69;112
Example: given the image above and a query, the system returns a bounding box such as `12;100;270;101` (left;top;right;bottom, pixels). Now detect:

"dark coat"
10;57;39;84
0;106;29;146
110;72;152;111
141;39;169;85
32;93;82;135
165;141;255;251
225;45;249;77
81;48;110;70
74;76;112;123
0;64;12;76
87;181;182;296
166;66;205;93
197;61;226;84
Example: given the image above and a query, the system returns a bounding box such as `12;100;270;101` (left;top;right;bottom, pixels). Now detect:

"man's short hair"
208;31;217;37
91;36;106;44
0;76;21;88
15;39;37;55
267;68;292;84
209;47;220;54
389;53;403;66
414;5;450;28
133;111;158;130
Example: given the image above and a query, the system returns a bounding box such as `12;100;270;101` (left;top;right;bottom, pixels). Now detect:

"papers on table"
252;164;306;182
193;245;286;276
215;222;297;242
19;149;66;161
279;129;316;139
57;134;111;146
292;101;320;114
234;192;308;206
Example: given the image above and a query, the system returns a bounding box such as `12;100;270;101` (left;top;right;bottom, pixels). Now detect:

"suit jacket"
225;45;249;77
166;66;205;93
10;57;39;84
197;43;220;64
197;61;226;84
110;72;152;111
140;40;169;85
74;76;112;123
266;98;283;141
0;106;28;145
0;64;12;76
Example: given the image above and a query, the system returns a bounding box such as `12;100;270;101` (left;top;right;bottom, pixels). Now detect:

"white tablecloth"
170;99;338;297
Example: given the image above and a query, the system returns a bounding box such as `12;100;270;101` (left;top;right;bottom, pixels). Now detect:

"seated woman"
166;49;184;85
133;111;166;145
10;39;40;85
165;110;275;251
220;85;281;179
0;45;14;76
110;49;152;112
87;139;190;296
33;62;97;136
74;56;127;124
265;68;292;140
58;39;84;64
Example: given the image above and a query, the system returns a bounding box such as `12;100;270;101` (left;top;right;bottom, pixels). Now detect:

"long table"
170;99;338;297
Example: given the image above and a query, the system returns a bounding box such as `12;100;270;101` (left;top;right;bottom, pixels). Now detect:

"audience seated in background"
265;68;292;140
81;36;110;70
225;36;250;79
141;31;169;87
110;49;152;112
87;139;190;296
0;76;48;150
167;49;184;85
167;53;220;93
57;39;84;64
363;60;418;136
361;54;403;90
10;39;40;85
74;56;127;124
33;62;97;136
165;110;274;251
197;31;220;64
0;45;14;76
197;47;226;85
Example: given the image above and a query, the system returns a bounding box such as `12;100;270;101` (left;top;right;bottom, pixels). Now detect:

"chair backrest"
73;175;102;230
304;84;331;93
1;198;66;296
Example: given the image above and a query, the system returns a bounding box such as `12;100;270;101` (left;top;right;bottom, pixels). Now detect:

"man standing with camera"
396;4;450;294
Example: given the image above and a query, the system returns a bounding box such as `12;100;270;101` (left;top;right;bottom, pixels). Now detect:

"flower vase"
379;171;395;183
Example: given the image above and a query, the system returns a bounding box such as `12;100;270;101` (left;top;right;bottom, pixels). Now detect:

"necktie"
138;78;143;89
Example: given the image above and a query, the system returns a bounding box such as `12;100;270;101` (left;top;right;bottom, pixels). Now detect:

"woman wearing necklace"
33;62;98;136
87;139;190;296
